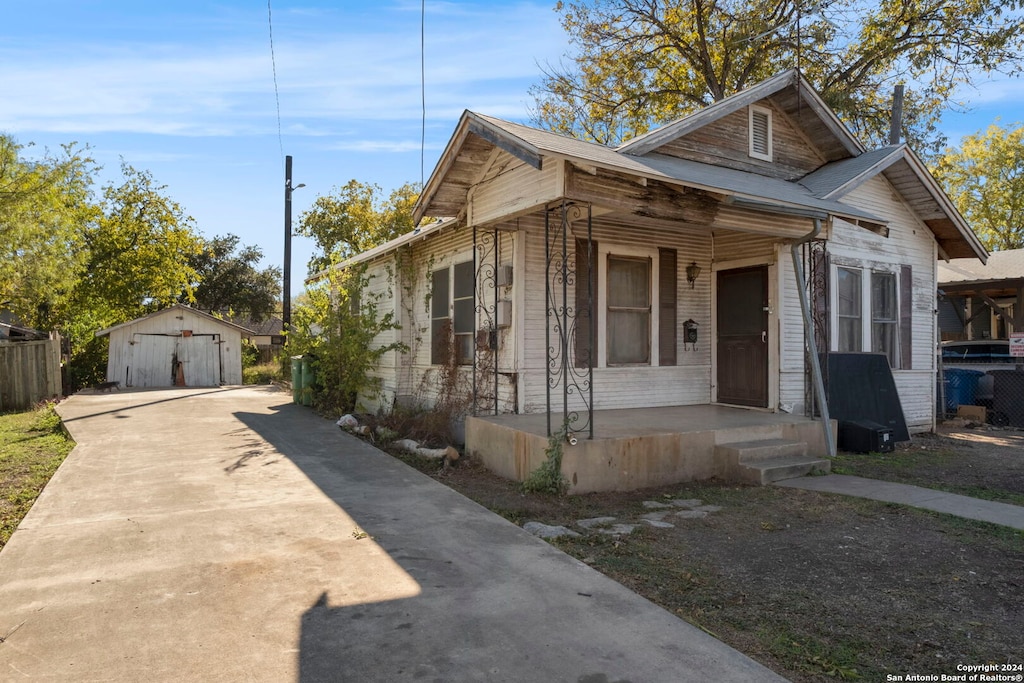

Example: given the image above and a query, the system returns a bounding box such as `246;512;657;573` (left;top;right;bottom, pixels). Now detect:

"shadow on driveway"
233;400;784;683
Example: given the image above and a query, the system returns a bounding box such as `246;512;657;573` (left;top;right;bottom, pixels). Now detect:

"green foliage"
288;261;406;415
932;122;1024;250
533;0;1024;152
243;361;284;385
1;404;74;549
0;135;98;330
297;180;419;274
522;427;570;495
185;233;281;321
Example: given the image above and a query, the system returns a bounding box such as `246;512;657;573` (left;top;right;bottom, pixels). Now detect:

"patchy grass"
833;429;1024;505
372;428;1024;683
0;404;75;549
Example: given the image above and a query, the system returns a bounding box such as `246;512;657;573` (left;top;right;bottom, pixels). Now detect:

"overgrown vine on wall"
289;258;406;415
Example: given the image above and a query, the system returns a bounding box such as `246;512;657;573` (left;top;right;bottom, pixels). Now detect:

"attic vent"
749;105;773;161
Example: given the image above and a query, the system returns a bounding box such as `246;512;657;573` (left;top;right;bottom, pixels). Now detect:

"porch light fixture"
686;261;701;289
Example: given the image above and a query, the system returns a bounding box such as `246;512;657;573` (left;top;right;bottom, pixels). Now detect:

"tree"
74;162;203;321
933;122;1024;251
0;135;98;329
185;234;281;321
297;180;418;274
531;0;1024;152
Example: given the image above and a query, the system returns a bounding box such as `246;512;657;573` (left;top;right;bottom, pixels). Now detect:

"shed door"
177;334;222;386
717;266;769;407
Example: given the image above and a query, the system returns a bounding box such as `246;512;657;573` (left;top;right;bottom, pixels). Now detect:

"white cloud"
0;1;565;138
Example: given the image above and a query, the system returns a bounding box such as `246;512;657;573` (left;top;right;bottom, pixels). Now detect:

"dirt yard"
387;424;1024;682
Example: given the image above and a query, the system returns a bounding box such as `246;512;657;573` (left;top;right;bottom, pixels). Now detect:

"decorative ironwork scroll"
545;201;594;440
471;224;500;416
804;239;830;417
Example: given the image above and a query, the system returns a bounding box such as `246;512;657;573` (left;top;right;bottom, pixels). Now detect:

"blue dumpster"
944;368;984;411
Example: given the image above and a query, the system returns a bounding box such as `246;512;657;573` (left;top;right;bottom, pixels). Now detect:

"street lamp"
283;155;305;337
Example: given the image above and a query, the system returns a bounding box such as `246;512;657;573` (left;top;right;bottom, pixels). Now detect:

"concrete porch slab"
467;405;835;493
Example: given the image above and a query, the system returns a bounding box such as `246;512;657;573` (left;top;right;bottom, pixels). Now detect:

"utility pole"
283;155;304;336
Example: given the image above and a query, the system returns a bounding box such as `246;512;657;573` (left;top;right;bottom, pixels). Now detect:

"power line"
268;0;284;165
420;0;426;190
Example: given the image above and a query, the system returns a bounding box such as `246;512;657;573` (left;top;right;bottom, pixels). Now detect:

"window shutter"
574;238;597;367
659;248;677;366
900;265;912;369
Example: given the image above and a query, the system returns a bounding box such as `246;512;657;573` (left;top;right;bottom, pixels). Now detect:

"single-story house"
96;304;253;387
938;248;1023;340
231;316;285;363
316;69;986;492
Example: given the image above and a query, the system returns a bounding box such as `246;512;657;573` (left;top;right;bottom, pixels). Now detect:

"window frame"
830;263;902;368
598;244;664;368
429;257;475;366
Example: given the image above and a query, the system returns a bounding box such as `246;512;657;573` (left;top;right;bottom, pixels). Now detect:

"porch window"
430;261;475;366
452;261;474;365
607;255;651;365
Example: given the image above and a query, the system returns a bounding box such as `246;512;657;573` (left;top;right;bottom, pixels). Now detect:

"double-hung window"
607;255;652;365
832;265;904;368
430;260;475;366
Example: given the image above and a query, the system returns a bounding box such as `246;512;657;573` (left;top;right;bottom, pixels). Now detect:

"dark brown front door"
717;266;768;407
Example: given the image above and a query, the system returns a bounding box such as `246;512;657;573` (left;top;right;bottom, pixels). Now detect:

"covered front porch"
466;405;835;494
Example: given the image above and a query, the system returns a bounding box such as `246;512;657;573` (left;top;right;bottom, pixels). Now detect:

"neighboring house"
938;248;1023;340
317;69;986;490
232;316;285;362
96;304;253;387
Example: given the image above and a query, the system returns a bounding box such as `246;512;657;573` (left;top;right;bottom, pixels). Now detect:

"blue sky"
3;1;1022;298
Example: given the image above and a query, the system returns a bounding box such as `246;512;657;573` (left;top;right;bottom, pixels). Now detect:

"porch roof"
415;110;885;227
938;248;1024;289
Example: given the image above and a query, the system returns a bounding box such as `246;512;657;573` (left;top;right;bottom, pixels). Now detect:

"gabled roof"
939;248;1024;286
415;111;883;226
618;69;864;160
95;304;255;337
410;70;986;264
800;145;987;262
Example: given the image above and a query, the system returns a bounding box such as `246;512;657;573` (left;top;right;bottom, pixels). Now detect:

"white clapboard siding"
826;175;940;431
519;217;714;413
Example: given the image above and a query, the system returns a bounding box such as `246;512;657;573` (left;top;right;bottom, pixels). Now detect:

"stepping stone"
523;522;581;539
642;500;673;509
674;510;709;520
641;511;670;522
693;505;722;513
671;499;703;509
577;516;618;529
596;524;638;535
642;519;675;529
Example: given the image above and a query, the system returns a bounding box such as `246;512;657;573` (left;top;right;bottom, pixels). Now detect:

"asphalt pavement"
0;387;785;682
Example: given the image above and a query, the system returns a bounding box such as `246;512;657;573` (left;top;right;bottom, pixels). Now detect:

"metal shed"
96;304;253;387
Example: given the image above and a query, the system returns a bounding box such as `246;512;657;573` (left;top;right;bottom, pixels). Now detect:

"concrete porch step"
716;438;807;463
735;455;831;486
715;438;830;485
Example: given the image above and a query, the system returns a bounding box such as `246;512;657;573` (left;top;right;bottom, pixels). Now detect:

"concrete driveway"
0;387;784;682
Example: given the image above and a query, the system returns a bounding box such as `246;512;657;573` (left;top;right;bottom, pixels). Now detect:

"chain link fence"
938;340;1024;427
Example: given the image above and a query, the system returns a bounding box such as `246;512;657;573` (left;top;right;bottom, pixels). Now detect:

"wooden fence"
0;336;63;412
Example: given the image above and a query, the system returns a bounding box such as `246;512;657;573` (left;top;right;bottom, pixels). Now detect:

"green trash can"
299;357;314;406
291;356;302;404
